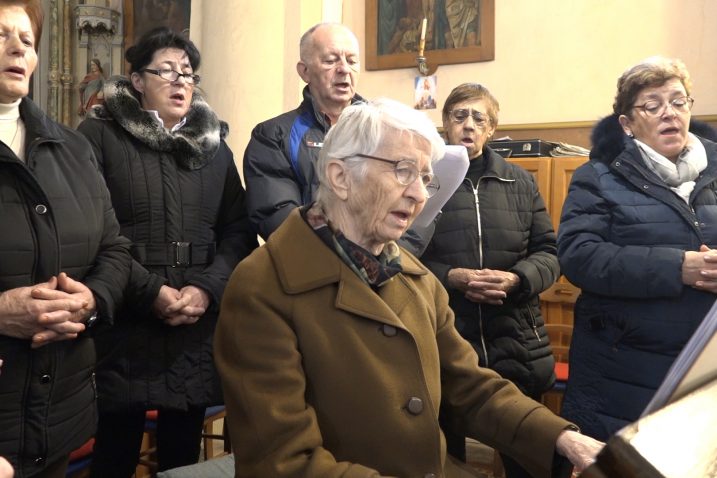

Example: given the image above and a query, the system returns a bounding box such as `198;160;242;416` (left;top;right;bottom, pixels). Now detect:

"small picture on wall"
414;75;437;110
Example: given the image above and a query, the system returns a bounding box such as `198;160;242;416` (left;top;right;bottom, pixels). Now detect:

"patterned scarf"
302;204;402;288
635;132;707;203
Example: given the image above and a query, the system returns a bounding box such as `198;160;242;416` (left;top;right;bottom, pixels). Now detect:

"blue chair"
66;437;94;477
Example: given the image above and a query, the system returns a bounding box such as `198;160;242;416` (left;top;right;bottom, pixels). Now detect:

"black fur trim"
590;113;717;163
89;76;228;170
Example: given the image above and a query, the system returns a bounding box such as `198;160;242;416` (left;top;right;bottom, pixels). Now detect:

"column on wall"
47;0;59;120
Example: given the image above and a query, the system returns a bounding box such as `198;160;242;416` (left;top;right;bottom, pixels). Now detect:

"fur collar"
591;113;717;164
89;76;228;170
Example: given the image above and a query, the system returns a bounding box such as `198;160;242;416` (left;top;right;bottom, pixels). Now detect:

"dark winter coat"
558;114;717;440
78;76;258;412
242;86;365;240
421;147;559;398
0;98;131;477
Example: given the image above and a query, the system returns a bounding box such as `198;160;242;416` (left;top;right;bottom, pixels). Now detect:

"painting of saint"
378;0;480;55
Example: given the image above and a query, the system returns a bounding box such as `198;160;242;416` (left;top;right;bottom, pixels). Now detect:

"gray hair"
315;98;446;205
299;23;357;63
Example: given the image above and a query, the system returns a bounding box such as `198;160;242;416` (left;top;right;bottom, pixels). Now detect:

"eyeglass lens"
451;109;487;125
394;161;439;197
638;96;693;116
150;68;199;84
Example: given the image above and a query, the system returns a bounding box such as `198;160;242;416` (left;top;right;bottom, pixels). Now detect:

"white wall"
193;0;717;171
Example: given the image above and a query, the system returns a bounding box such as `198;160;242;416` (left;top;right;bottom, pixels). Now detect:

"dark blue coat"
557;114;717;440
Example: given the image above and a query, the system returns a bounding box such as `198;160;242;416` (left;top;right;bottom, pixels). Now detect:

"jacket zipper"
528;307;541;341
471;180;490;367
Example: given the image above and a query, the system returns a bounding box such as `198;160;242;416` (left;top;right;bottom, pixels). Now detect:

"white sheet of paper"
413;145;469;228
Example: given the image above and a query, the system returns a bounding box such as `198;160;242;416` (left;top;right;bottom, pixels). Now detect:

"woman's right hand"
682;245;717;293
0;277;87;343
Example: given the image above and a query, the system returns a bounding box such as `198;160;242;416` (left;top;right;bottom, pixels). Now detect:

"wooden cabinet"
507;156;588;327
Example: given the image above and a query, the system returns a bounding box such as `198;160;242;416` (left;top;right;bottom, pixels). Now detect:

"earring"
626;131;634;138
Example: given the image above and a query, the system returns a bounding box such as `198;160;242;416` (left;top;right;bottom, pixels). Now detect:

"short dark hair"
125;27;200;74
4;0;44;51
442;83;500;127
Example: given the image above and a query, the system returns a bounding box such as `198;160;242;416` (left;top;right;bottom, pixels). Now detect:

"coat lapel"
268;210;428;329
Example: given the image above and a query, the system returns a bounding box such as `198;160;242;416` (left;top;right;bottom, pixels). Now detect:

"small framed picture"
414;75;437;110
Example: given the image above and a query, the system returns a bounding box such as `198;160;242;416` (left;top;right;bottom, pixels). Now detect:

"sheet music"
412;145;469;227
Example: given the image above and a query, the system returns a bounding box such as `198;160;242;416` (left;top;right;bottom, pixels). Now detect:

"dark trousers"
89;407;206;478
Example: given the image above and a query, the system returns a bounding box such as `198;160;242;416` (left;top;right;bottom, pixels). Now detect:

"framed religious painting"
365;0;495;73
123;0;191;61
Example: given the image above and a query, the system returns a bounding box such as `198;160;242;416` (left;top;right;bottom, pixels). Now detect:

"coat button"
381;324;397;337
40;374;51;384
35;204;48;214
406;397;423;415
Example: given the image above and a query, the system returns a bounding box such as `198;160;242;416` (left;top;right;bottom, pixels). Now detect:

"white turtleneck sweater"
0;99;25;161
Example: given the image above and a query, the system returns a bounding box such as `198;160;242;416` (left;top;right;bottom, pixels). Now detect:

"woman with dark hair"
78;27;257;477
0;1;131;477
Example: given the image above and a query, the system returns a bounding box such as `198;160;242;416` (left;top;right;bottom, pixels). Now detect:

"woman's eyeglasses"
141;68;200;85
448;108;490;127
344;153;440;198
633;96;694;117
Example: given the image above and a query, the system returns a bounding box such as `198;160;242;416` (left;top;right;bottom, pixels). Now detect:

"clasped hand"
447;268;520;305
152;285;210;326
682;245;717;294
0;272;95;348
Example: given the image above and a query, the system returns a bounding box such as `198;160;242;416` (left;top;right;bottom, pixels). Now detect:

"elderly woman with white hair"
215;98;603;478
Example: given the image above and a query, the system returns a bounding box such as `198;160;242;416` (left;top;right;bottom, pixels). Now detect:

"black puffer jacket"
78;77;258;412
421;147;559;397
0;98;131;477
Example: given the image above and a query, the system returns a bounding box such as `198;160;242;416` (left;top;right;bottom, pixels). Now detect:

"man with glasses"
420;83;560;478
243;23;364;241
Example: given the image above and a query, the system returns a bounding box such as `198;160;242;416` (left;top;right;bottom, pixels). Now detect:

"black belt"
131;242;216;267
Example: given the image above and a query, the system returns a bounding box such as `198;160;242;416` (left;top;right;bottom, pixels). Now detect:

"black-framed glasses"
140;68;200;85
633;96;694;117
448;108;490;126
350;153;440;197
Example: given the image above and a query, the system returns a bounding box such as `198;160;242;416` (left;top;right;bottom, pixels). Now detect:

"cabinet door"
540;156;588;326
550;156;588;231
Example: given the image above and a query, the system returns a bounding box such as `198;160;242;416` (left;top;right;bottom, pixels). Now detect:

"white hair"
315;98;445;205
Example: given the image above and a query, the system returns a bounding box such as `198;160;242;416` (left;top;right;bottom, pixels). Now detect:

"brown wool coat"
215;210;574;478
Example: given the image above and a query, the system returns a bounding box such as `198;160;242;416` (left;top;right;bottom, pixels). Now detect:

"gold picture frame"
122;0;191;72
365;0;495;73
